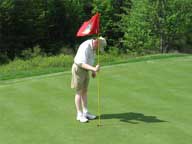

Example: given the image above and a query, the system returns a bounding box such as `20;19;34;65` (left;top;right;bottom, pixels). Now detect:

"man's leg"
81;89;88;114
75;90;88;123
75;92;82;115
81;89;96;120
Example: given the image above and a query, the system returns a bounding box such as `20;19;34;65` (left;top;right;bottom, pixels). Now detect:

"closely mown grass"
0;53;189;80
0;55;192;144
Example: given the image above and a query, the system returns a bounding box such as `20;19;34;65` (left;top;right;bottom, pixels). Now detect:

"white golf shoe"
76;115;88;123
84;112;96;120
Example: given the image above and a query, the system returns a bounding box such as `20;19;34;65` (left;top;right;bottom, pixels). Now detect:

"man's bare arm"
81;63;100;72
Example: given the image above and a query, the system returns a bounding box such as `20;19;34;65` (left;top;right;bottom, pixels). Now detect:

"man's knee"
76;89;87;96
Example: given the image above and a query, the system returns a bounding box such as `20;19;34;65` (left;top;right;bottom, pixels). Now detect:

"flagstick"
97;35;102;127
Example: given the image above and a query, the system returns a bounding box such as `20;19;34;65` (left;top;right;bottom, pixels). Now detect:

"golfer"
71;36;107;123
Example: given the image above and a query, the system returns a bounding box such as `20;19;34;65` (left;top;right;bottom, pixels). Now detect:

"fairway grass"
0;55;192;144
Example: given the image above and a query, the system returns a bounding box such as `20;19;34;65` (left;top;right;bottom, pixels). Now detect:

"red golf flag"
76;13;100;37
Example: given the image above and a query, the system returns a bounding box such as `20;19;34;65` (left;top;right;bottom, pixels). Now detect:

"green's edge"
0;53;190;81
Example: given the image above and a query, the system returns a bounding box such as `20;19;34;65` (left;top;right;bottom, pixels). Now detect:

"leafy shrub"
0;54;73;74
21;45;42;60
0;53;10;64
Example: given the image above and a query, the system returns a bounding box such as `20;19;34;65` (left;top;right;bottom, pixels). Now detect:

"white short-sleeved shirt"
74;39;95;66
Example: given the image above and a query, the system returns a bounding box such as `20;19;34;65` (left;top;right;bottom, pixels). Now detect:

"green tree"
151;0;192;53
122;0;159;54
93;0;132;52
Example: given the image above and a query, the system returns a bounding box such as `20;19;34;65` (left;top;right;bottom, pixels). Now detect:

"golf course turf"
0;55;192;144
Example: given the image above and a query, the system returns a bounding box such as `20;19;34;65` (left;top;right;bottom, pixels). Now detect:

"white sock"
77;111;82;117
83;108;88;114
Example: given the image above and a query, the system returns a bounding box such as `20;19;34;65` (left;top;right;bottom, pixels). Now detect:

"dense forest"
0;0;191;64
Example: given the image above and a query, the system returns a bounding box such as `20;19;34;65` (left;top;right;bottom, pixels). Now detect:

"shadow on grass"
100;112;166;124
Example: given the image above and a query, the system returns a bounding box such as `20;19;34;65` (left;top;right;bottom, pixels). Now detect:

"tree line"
0;0;191;64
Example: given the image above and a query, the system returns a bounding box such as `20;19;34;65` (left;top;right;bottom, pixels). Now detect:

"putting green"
0;55;192;144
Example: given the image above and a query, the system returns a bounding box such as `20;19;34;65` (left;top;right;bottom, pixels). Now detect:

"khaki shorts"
71;63;89;92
